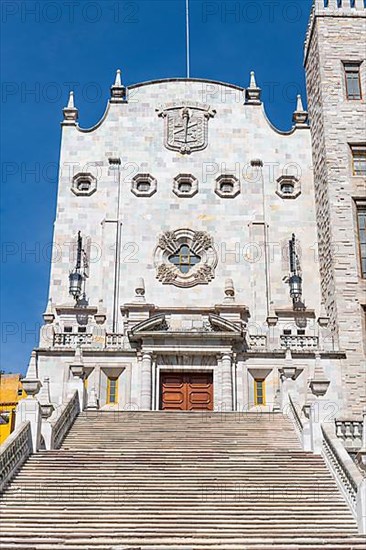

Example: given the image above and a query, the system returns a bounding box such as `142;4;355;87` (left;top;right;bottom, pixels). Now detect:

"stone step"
0;536;365;549
0;411;362;549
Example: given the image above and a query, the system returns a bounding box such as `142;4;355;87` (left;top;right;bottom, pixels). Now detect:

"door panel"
161;374;185;410
160;372;213;411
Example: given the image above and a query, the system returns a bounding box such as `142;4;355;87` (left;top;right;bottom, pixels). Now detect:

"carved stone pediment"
127;310;244;343
130;314;168;336
208;314;243;335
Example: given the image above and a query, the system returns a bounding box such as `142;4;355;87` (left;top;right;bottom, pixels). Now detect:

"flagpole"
186;0;190;78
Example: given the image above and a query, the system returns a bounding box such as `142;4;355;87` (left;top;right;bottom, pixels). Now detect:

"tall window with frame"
344;63;362;100
106;377;118;404
254;379;266;406
356;203;366;279
351;145;366;177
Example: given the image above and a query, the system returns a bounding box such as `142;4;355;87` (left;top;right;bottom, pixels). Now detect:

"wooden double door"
160;372;213;411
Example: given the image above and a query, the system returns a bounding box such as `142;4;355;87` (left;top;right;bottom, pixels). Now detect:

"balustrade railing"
335;419;364;452
0;422;32;493
280;334;318;350
51;391;80;449
321;423;363;518
105;333;125;347
51;331;320;352
54;332;93;347
248;334;267;349
53;332;128;349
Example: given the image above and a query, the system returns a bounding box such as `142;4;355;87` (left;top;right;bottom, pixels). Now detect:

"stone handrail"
288;394;303;439
321;423;364;517
335;419;364;452
51;391;80;449
0;421;32;493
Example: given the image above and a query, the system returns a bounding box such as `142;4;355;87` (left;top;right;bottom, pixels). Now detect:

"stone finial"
43;298;55;324
22;351;42;397
110;68;126;103
27;351;37;379
280;348;297;380
292;94;308;127
310;353;330;397
224;278;235;303
74;345;83;365
273;388;281;412
62;91;78;123
38;377;54;418
95;299;107;325
245;71;261;105
86;387;99;410
266;302;278;327
70;345;84;378
317;300;330;327
302;382;316;418
134;277;146;303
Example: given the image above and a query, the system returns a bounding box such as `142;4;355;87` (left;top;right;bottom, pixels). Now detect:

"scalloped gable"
62;78;306;138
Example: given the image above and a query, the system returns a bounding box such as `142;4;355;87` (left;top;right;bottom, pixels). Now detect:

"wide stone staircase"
0;411;365;549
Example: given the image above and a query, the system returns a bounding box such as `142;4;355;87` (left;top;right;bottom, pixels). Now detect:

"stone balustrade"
247;334;267;349
280;334;319;351
54;332;93;347
0;421;32;493
335;419;364;452
51;391;80;449
53;332;128;349
105;333;125;347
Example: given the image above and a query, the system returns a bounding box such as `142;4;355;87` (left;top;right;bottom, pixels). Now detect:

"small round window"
77;179;91;192
137;180;151;193
220;181;234;194
173;174;198;198
215;174;240;198
131;173;157;197
281;183;294;195
276;175;301;199
178;181;192;193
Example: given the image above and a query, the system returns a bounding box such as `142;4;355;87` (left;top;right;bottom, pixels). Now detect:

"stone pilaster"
140;352;153;410
221;353;233;412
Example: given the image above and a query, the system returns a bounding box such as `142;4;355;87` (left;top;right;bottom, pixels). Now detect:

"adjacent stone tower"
304;0;366;414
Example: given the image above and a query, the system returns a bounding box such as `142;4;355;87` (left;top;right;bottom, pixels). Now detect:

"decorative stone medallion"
157;102;216;154
154;228;218;287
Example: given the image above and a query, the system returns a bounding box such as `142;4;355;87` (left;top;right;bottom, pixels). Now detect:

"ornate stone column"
140;352;152;410
221;353;233;412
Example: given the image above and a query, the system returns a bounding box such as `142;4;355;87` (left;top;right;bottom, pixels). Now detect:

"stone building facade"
305;0;366;415
23;0;365;418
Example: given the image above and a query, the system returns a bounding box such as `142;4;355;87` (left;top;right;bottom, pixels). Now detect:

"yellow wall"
0;374;26;445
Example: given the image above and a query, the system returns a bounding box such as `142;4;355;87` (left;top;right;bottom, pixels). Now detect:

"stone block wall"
304;2;366;414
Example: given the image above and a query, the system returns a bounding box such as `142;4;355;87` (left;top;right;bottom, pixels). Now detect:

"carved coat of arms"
157;102;216;154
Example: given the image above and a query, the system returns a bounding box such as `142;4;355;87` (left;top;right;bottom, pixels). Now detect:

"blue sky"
1;0;312;374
